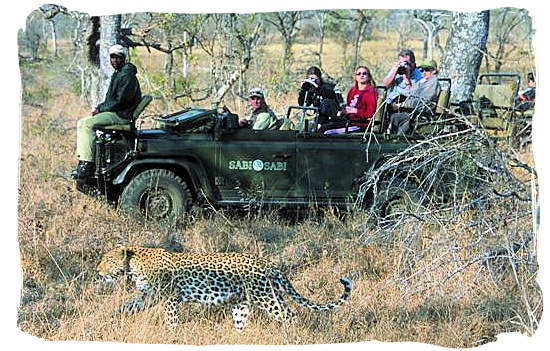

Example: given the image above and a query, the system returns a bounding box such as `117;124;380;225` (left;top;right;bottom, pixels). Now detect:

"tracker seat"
100;95;153;133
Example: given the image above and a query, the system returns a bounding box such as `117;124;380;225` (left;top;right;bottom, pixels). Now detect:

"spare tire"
120;169;192;222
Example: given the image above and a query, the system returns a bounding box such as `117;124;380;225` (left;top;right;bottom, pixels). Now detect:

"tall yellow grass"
17;32;540;347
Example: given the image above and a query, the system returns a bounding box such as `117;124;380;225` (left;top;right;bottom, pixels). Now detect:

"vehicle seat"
410;77;452;135
100;95;153;132
470;83;516;130
461;73;520;139
372;85;388;133
435;79;451;115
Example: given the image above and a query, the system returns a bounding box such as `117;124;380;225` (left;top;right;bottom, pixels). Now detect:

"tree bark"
97;15;122;105
440;11;489;104
316;12;326;69
264;12;301;74
48;20;58;58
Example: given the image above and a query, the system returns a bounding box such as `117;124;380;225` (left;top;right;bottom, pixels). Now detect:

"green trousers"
76;112;128;162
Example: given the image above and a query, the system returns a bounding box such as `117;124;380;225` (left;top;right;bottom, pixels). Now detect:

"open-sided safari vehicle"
73;96;419;221
460;72;531;144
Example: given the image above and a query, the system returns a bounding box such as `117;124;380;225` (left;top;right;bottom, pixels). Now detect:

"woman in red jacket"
343;66;378;130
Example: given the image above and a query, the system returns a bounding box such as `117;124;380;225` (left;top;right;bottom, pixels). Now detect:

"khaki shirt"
251;111;277;130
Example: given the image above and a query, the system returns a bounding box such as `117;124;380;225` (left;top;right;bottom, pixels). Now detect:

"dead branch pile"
358;123;534;225
356;123;539;330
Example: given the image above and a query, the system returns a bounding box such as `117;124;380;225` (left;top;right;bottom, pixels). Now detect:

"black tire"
120;169;192;222
374;179;422;220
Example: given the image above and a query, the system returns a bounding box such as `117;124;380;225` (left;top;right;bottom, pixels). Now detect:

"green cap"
419;59;437;70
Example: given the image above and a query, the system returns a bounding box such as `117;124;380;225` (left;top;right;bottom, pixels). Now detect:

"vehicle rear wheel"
120;169;192;222
374;179;422;220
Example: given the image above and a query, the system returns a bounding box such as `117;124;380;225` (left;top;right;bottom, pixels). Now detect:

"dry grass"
16;32;540;347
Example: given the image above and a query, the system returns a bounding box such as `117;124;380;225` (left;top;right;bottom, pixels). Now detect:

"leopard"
97;245;352;332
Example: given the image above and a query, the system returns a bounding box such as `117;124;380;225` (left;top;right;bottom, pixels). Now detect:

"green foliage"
22;84;51;106
71;79;81;97
268;69;296;95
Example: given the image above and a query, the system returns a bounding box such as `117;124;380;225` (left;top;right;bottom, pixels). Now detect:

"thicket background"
7;1;549;350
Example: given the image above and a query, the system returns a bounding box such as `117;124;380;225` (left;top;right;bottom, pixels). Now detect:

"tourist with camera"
382;49;423;107
388;59;441;134
298;66;340;125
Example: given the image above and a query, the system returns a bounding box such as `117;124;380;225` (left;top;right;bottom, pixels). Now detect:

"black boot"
71;161;95;180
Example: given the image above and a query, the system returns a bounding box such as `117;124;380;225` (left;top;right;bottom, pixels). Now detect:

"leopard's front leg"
163;294;181;327
119;287;157;314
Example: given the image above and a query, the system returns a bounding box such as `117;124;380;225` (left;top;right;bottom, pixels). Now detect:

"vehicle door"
215;129;298;204
295;133;382;205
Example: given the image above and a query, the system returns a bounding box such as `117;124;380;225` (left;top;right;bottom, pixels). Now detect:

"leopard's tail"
270;269;352;311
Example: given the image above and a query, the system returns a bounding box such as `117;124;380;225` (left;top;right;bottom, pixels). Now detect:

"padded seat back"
435;87;450;114
132;95;153;121
373;85;388;132
473;84;515;109
100;95;153;132
472;83;517;130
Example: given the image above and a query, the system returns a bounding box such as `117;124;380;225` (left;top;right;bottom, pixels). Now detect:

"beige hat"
248;88;264;99
108;44;126;57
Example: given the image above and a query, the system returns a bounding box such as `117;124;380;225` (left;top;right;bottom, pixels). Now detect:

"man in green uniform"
239;88;279;130
73;44;142;179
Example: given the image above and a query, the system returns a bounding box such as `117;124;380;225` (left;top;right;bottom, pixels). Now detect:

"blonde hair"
354;66;375;89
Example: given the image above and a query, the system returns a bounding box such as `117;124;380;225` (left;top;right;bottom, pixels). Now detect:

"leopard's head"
97;245;133;282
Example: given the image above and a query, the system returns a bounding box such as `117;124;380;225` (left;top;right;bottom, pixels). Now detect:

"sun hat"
108;44;127;57
248;88;264;99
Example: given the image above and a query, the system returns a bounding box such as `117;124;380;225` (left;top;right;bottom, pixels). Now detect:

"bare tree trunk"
422;36;428;59
352;11;371;71
163;41;176;95
264;12;301;75
83;16;100;106
42;20;48;51
440;11;489;104
98;15;121;104
38;4;68;60
182;32;191;79
48;20;58;58
315;12;327;69
434;31;443;58
352;17;367;70
281;36;292;73
28;33;40;61
212;57;251;108
318;24;325;69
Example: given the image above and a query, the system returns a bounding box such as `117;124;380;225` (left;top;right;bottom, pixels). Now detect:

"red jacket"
346;85;378;128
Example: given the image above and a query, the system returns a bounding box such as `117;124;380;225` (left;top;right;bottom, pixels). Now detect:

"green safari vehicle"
74;95;415;221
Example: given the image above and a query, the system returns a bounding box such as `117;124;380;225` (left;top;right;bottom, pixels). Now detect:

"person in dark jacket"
74;44;142;179
298;66;339;125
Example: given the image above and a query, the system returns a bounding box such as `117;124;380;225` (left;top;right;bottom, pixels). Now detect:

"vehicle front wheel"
120;169;192;222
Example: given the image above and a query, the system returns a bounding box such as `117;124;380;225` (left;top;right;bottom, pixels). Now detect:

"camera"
301;77;318;91
396;62;410;75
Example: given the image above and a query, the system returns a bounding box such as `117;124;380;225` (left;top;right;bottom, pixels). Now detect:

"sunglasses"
356;71;369;76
